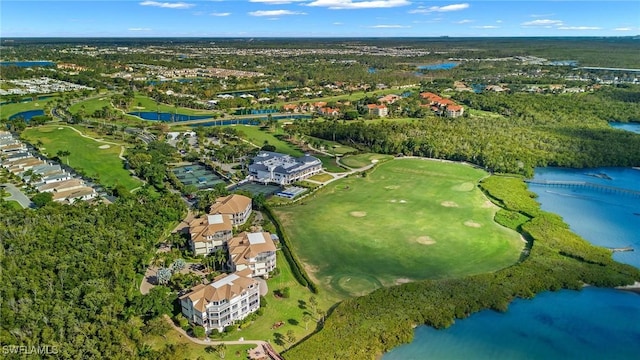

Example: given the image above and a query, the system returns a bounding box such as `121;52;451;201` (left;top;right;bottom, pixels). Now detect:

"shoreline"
615;281;640;294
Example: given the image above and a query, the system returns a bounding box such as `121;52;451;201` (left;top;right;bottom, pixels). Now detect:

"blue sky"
1;1;639;37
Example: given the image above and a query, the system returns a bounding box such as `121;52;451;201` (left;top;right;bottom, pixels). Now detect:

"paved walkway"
2;183;33;208
163;315;268;347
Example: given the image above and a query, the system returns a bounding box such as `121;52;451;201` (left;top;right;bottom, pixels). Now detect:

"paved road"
2;183;33;208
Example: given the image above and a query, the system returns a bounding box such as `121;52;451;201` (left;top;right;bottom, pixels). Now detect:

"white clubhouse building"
248;151;322;185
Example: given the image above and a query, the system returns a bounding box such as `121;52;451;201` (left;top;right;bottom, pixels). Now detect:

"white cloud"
456;19;473;24
614;27;632;31
410;3;469;14
521;19;563;26
139;1;195;9
210;12;231;16
368;24;411;28
128;27;152;31
473;25;498;29
558;26;601;30
306;0;411;10
249;9;306;16
249;0;307;3
333;22;343;25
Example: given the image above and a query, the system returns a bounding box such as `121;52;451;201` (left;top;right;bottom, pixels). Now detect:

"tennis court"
233;182;281;197
172;164;227;190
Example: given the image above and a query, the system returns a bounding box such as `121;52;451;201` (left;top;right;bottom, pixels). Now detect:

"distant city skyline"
1;0;639;38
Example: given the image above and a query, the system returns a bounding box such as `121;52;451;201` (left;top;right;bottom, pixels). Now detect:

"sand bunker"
399;200;407;203
98;145;111;149
464;220;482;228
350;211;367;217
57;127;64;130
481;200;495;208
415;236;436;245
441;201;459;207
395;278;412;285
384;185;400;190
452;182;475;191
371;159;379;163
389;199;397;203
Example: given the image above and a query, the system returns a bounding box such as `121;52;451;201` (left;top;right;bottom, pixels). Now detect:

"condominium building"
179;269;260;332
228;232;277;278
209;194;252;226
188;214;233;256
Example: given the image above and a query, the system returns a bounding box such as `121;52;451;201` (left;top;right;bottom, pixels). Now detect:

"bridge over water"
525;180;640;198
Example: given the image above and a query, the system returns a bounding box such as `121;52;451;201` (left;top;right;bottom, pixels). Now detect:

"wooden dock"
525;180;640;198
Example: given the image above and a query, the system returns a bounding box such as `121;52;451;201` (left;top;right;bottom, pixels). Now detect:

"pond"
417;62;458;71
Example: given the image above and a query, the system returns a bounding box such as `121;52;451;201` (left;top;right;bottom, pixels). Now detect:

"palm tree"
57;150;71;165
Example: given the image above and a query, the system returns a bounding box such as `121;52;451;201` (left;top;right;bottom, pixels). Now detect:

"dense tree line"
291;90;640;177
285;175;640;359
1;193;186;359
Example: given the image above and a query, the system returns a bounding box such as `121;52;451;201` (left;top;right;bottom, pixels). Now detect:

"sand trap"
34;103;40;106
441;201;458;207
399;200;407;203
389;199;397;203
464;220;482;228
350;211;367;217
57;127;64;130
98;145;110;149
384;185;399;190
395;278;412;285
371;159;379;163
481;200;495;208
415;236;436;245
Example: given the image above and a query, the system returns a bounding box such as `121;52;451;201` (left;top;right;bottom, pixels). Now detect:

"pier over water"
525;179;640;198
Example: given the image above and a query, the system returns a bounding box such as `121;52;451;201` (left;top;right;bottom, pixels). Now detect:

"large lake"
384;167;640;359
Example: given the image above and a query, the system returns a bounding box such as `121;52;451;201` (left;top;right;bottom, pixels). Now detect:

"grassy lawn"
3;200;24;210
232;125;304;157
273;158;524;298
130;94;217;116
313;154;345;173
339;153;394;168
308;173;334;183
306;136;357;156
69;96;114;115
144;330;253;360
221;252;336;353
0;96;59;118
21;125;142;191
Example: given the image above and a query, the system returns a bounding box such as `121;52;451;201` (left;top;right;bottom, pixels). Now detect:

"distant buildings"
366;104;389;117
179;269;261;332
0;131;97;204
248;151;322;185
419;92;465;118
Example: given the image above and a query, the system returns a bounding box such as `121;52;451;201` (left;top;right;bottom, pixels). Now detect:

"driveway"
2;183;33;208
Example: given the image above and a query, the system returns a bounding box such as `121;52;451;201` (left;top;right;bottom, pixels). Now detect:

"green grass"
273;158;524;298
339;153;394;168
0;97;58;119
232;125;304;157
130;94;216;116
314;154;345;173
306;136;357;156
3;200;24;210
308;173;334;183
222;252;336;352
144;330;253;360
69;97;114;115
21;125;142;191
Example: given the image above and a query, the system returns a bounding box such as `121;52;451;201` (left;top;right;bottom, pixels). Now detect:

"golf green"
274;158;524;298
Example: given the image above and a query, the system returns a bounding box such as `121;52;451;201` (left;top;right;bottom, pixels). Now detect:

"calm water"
610;122;640;134
128;111;214;121
8;109;45;121
0;61;55;67
417;62;458;70
384;167;640;359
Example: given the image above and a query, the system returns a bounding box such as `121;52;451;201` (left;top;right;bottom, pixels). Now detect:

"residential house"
366;104;389;117
282;104;299;113
378;94;401;104
38;178;85;193
227;232;277;278
209;194;252;226
188;214;234;256
446;105;465;118
52;187;97;203
318;107;340;117
419;91;465;118
248;151;322;185
179;269;260;332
